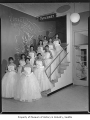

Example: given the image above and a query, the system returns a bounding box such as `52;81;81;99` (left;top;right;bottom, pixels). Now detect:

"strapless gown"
14;67;42;102
2;65;17;98
28;52;36;66
34;60;53;92
53;40;68;72
49;44;61;80
37;46;45;56
18;60;26;75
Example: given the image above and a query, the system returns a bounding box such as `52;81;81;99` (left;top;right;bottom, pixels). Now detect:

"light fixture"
70;3;80;23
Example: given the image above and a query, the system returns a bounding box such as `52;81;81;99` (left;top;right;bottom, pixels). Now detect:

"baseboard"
47;83;73;96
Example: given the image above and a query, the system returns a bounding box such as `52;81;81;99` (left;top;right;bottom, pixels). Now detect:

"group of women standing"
2;34;68;102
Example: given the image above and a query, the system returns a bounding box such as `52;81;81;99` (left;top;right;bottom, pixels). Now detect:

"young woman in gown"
37;40;45;57
14;57;42;102
43;45;53;80
28;45;36;66
34;53;53;92
2;57;17;98
53;34;68;72
18;54;26;75
43;36;48;48
48;38;61;80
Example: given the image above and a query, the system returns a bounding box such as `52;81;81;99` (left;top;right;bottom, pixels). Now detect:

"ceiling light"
70;3;80;23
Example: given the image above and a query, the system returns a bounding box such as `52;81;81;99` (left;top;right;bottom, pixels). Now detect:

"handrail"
45;49;63;71
48;52;69;78
45;44;69;72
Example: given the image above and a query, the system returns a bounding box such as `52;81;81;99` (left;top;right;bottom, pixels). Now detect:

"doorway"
73;30;88;86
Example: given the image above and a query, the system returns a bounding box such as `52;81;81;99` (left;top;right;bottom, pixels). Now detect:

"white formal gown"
48;44;60;80
37;46;45;56
44;52;52;79
28;51;36;66
43;40;48;48
34;60;53;92
18;60;26;75
14;66;42;102
53;40;68;72
2;64;17;98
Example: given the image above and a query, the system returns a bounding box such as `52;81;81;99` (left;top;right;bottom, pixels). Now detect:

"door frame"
73;30;88;86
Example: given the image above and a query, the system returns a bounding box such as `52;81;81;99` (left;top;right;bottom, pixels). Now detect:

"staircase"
42;44;71;96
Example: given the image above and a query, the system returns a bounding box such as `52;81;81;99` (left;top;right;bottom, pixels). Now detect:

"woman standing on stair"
18;54;26;75
37;40;45;57
34;53;53;92
28;45;36;66
53;34;68;72
43;36;48;48
48;38;60;80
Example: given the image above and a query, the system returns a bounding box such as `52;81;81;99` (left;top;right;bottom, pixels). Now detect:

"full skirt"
14;72;42;102
55;46;68;73
2;71;17;98
34;67;53;92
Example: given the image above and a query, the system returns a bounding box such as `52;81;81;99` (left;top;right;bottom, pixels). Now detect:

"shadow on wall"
1;59;7;78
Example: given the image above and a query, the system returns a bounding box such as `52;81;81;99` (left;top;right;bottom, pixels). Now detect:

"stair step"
61;62;69;66
45;62;70;96
59;70;64;74
51;79;58;84
41;89;51;96
60;66;66;70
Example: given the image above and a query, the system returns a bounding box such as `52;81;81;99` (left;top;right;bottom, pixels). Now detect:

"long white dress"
53;40;68;63
48;44;60;80
53;40;68;72
28;51;36;66
2;64;17;98
44;52;52;79
34;60;53;92
18;60;26;75
14;66;42;102
48;44;55;57
43;40;48;48
37;46;45;56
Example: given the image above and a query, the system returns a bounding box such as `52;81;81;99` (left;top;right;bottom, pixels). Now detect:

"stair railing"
45;44;69;80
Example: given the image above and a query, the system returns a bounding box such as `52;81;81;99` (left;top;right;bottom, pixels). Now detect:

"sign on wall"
38;13;56;21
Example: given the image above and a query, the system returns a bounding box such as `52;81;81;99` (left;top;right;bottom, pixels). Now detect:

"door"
74;45;88;86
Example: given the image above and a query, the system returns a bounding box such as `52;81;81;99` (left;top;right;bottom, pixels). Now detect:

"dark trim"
47;83;73;96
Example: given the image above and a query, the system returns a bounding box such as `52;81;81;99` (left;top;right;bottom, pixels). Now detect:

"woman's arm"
21;66;24;72
5;66;8;73
14;64;17;72
49;51;53;59
42;60;45;67
34;51;37;58
31;65;34;72
53;43;56;50
59;39;61;45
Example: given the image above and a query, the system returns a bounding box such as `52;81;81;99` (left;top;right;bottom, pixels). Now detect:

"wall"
72;11;89;31
75;33;88;45
72;11;89;85
0;4;56;77
51;13;73;92
56;15;66;43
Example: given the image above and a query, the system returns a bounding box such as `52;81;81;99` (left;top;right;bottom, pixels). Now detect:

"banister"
45;49;63;71
45;44;69;72
48;52;69;78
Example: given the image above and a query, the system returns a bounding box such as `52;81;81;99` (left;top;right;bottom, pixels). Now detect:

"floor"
2;85;88;112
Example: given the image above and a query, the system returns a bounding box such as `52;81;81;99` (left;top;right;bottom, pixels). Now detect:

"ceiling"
0;3;89;36
0;3;89;17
